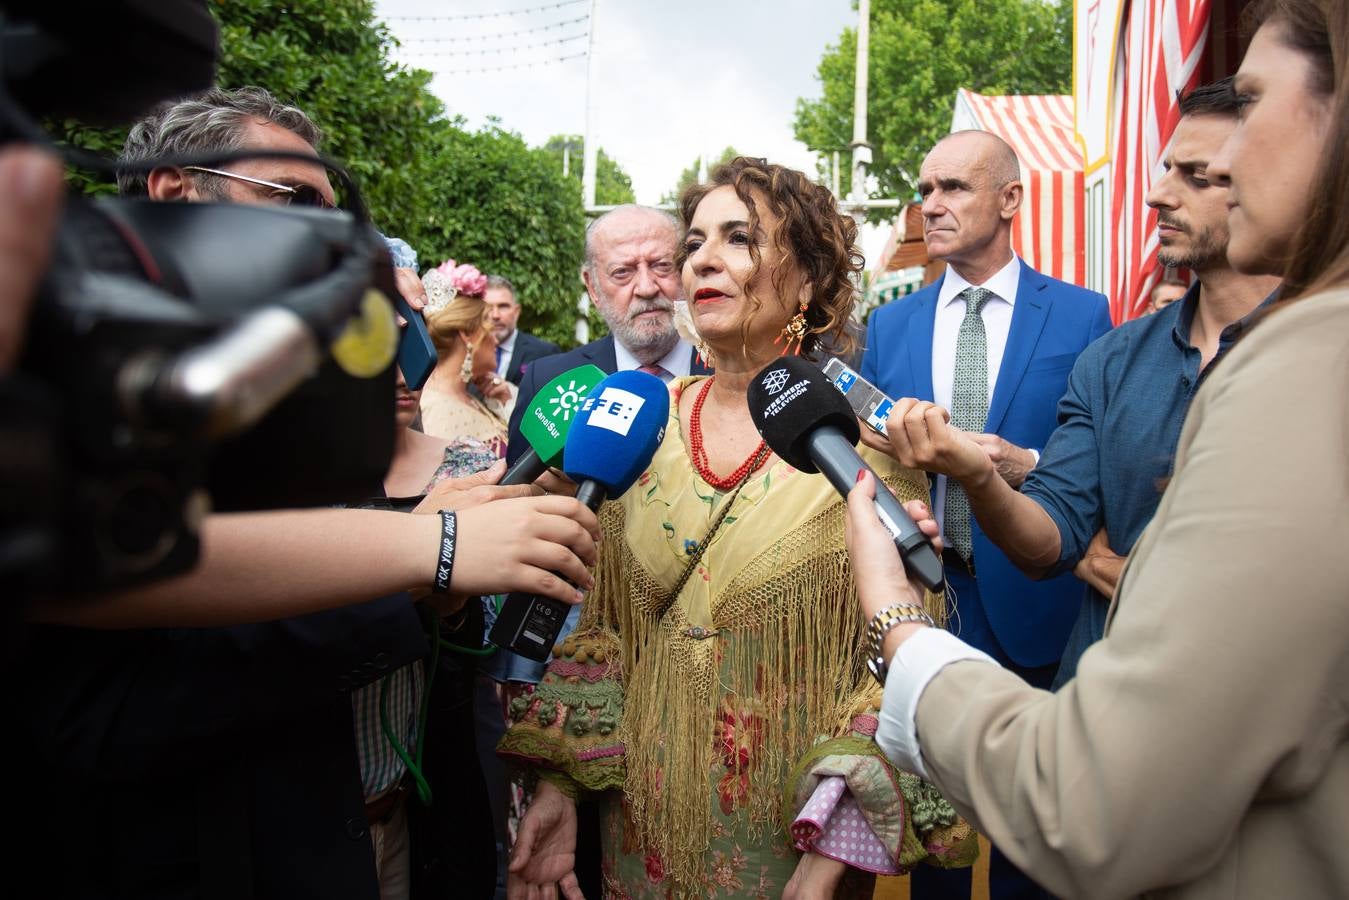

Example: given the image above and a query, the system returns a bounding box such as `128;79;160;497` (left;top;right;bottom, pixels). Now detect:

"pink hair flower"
434;258;487;298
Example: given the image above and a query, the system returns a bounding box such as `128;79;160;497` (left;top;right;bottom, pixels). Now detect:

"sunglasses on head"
182;165;336;209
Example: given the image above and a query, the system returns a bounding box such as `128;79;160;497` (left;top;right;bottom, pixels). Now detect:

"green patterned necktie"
946;286;991;560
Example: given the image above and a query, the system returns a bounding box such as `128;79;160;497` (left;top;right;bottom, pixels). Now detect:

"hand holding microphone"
845;470;942;663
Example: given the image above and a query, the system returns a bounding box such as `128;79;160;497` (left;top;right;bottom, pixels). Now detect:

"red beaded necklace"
688;376;769;491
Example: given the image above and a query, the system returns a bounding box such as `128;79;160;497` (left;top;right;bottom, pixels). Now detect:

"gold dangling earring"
775;301;809;356
460;339;476;383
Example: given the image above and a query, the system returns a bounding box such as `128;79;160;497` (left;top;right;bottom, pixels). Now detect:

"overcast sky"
373;0;892;265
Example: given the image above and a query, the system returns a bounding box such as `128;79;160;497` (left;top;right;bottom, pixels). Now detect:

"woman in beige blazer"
844;1;1349;897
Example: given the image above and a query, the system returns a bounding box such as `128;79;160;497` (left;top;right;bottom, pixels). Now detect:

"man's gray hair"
118;86;322;197
486;274;518;304
581;204;680;282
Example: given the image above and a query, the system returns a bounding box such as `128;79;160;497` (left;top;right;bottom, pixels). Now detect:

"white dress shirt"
874;628;999;778
613;338;694;380
929;255;1033;529
495;328;518;378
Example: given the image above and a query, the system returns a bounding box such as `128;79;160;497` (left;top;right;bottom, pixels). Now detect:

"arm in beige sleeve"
908;310;1349;898
33;497;598;628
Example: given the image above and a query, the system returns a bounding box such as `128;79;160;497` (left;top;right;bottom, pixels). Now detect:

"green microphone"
500;364;607;485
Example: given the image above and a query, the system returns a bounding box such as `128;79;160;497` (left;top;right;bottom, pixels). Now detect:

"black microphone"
747;356;945;592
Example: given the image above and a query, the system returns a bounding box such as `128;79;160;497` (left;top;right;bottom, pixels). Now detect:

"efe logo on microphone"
582;387;645;436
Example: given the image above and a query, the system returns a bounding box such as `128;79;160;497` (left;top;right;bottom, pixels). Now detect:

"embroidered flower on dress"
642;850;665;884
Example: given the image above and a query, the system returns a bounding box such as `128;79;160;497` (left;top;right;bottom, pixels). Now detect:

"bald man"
860;130;1110;898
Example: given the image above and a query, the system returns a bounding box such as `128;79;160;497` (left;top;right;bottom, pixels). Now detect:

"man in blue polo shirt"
875;79;1280;687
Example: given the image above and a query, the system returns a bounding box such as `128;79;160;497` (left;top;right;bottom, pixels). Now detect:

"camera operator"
15;87;599;900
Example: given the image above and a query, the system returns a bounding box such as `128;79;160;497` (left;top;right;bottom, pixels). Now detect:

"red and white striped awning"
953;90;1085;286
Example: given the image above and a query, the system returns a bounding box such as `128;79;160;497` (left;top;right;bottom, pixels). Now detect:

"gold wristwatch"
865;602;935;685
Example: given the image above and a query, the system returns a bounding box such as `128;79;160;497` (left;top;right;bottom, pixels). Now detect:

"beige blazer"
915;287;1349;898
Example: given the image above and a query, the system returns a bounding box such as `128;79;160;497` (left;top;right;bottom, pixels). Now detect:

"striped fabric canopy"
1110;0;1212;322
953;90;1085;287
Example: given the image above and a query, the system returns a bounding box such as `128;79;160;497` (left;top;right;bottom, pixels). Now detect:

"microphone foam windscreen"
562;370;670;495
747;356;860;472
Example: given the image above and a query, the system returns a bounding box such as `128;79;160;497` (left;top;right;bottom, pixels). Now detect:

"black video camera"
1;1;403;596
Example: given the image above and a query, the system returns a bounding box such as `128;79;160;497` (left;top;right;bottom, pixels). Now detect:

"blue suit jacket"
861;262;1111;666
503;330;563;386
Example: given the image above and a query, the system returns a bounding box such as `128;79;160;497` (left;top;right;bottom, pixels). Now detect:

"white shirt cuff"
1028;447;1041;465
875;628;999;778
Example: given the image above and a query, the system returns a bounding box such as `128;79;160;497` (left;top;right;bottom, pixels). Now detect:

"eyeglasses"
182;165;336;209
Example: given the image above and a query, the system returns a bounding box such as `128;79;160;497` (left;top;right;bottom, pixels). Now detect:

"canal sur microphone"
500;364;607;486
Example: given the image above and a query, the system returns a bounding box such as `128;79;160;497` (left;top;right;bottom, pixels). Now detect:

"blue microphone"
562;369;670;507
489;370;670;660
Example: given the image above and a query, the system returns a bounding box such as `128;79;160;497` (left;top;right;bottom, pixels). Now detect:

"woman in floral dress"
502;159;977;898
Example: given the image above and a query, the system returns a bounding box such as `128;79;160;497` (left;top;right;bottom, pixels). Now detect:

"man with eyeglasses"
119;85;338;209
15;86;598;899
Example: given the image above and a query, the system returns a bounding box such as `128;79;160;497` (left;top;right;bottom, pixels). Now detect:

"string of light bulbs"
385;0;586;23
391;14;588;44
396;31;586;57
404;50;587;76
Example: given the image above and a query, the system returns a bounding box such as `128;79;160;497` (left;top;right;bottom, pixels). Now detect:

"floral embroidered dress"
499;377;976;899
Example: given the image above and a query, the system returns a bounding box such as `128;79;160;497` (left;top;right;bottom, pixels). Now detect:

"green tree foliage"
542;135;636;207
794;0;1071;219
660;146;741;205
420;122;586;348
48;0;589;347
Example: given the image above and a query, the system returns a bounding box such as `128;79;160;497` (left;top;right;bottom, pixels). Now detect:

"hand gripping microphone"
488;370;671;660
746;356;945;592
500;364;607;486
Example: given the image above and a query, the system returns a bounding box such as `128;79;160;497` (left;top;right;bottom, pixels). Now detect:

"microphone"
500;364;607;485
746;356;945;592
489;369;670;660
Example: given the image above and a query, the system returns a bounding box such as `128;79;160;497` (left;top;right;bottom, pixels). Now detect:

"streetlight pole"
849;0;872;211
581;0;599;210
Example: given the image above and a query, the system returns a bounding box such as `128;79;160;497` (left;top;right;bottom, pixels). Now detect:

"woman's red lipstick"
693;288;725;303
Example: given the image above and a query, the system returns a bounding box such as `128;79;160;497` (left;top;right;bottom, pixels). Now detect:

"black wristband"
432;511;457;593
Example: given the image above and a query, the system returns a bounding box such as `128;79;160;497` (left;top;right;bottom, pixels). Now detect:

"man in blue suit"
861;130;1109;900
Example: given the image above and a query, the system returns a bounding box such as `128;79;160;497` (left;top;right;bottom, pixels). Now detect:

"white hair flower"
421;268;458;318
673;300;714;367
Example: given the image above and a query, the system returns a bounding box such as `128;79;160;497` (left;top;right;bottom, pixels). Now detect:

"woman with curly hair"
502;158;976;898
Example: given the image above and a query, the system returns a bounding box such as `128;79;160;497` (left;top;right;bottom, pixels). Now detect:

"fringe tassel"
586;476;944;895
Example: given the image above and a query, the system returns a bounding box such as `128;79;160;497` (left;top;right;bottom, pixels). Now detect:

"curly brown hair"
676;157;863;359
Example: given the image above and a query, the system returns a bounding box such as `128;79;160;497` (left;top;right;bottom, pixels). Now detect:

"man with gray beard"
505;204;710;465
879;79;1282;696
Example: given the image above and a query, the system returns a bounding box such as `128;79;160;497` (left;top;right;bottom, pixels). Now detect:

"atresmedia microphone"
489;369;670;660
747;356;945;591
500;364;607;486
